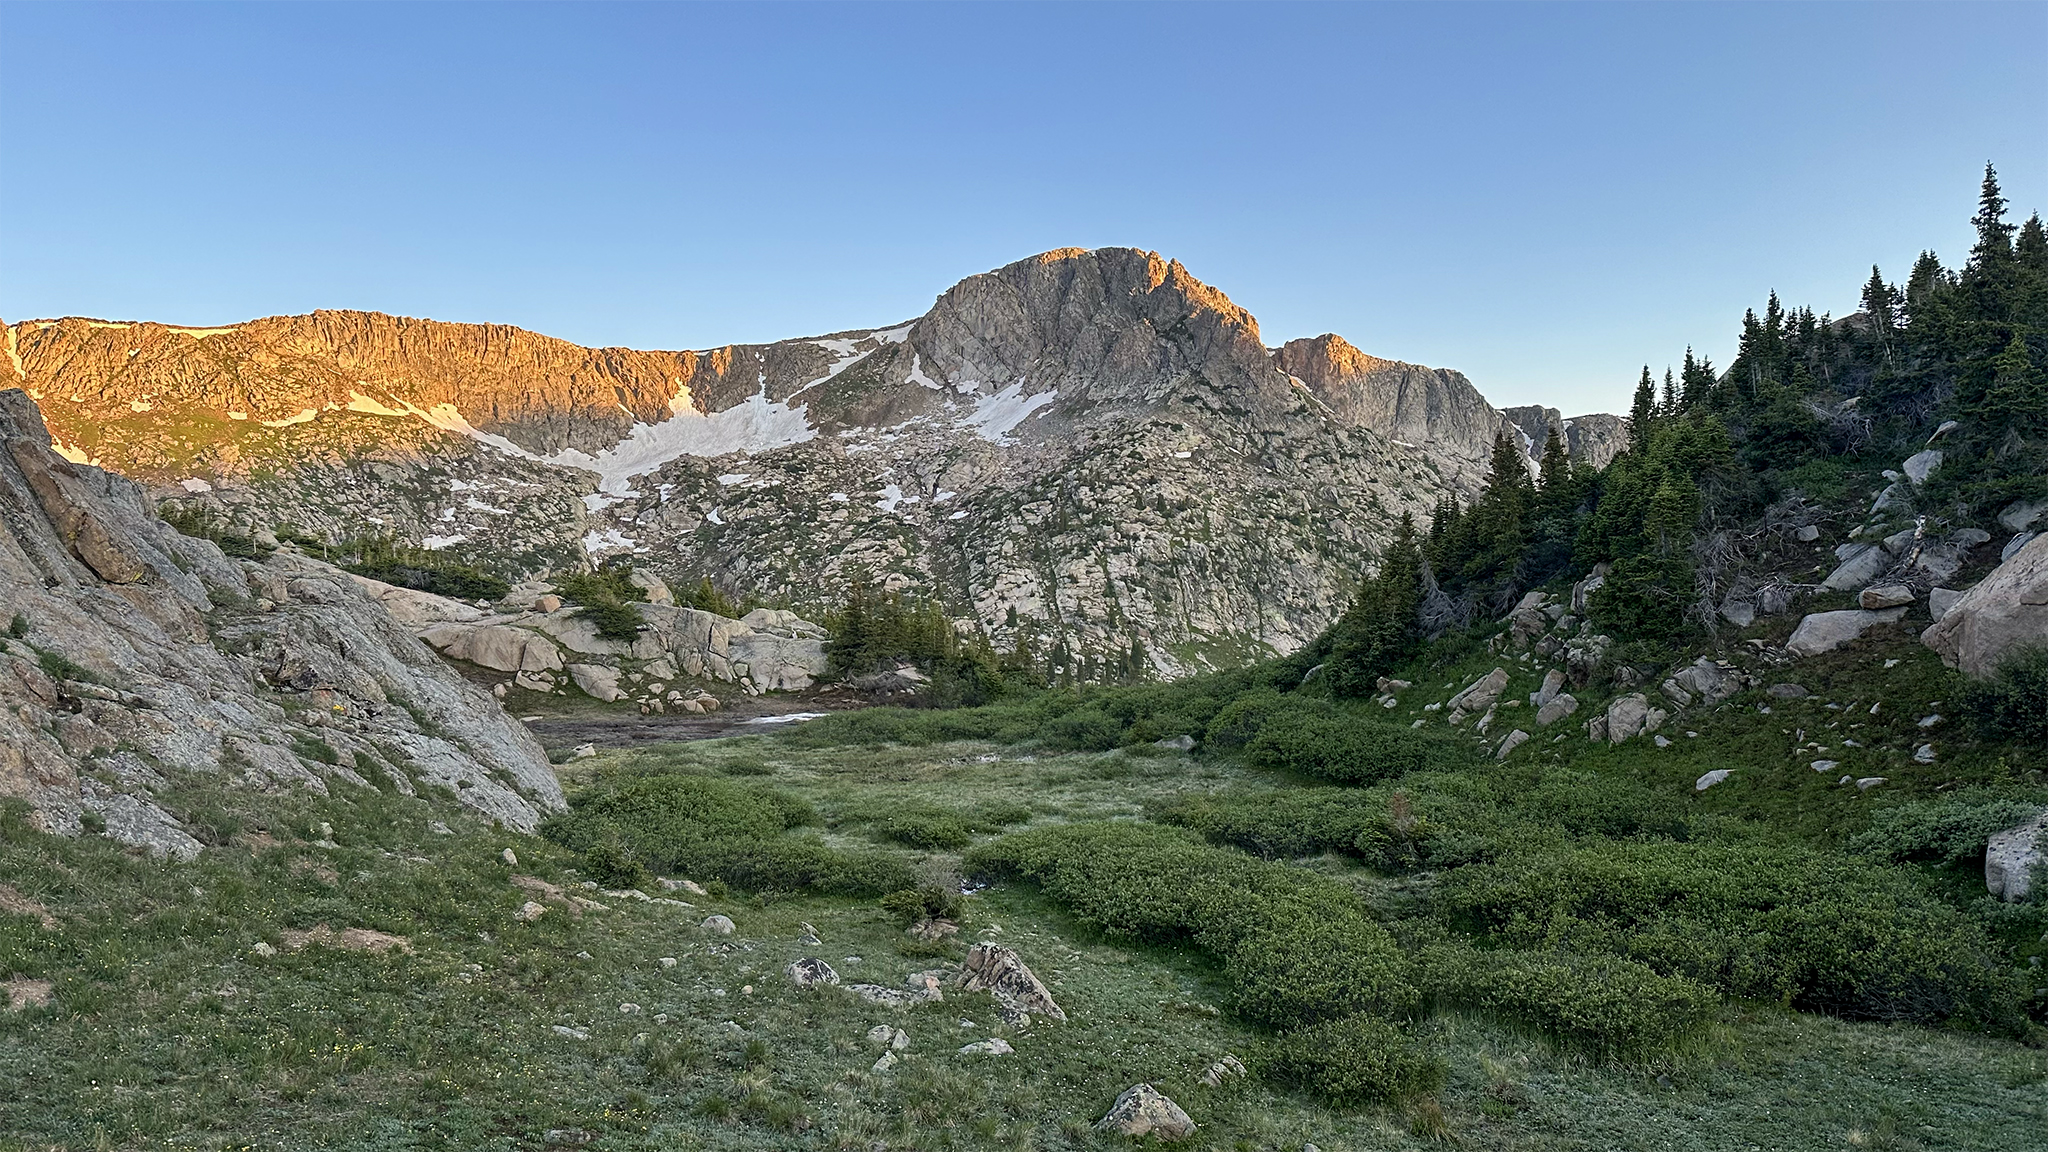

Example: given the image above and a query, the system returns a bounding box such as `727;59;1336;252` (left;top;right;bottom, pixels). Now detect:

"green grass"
5;612;2046;1149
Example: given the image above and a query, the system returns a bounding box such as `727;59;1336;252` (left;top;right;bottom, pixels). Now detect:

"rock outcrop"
1921;533;2048;677
0;388;563;841
8;249;1616;678
1785;608;1908;658
1985;811;2046;902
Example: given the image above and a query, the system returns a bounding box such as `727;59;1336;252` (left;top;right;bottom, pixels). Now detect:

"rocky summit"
3;248;1620;675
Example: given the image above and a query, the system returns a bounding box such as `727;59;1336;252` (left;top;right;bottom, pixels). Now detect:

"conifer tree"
1627;368;1658;448
1970;163;2016;269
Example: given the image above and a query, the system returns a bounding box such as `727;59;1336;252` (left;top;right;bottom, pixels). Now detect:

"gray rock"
1448;667;1510;716
1998;498;2048;534
1766;682;1809;699
566;663;623;702
1535;692;1578;727
2004;531;2039;562
785;958;839;988
1902;450;1943;485
1695;769;1733;791
1810;760;1838;773
1660;679;1694;708
1922;533;2048;676
1914;744;1937;764
870;1050;899;1073
78;781;202;861
1097;1083;1196;1141
701;914;735;936
1671;657;1744;704
957;943;1064;1022
1794;524;1822;543
1822;544;1892;591
1199;1055;1249;1087
1985;811;2047;901
1152;734;1196;752
866;1024;911;1050
1859;585;1914;610
1785;608;1908;658
1531;669;1566;707
1929;587;1965;620
1719;599;1757;627
1495;729;1530;759
1855;777;1887;791
957;1038;1014;1056
1604;694;1665;743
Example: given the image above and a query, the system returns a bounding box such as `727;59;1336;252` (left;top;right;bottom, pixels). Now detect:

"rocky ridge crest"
5;249;1624;674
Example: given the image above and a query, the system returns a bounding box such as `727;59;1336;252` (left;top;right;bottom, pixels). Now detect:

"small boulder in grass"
1860;585;1915;610
958;1037;1014;1057
785;957;839;988
701;914;735;936
1097;1083;1195;1140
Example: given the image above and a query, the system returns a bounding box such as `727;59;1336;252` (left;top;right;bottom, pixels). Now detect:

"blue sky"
2;2;2042;415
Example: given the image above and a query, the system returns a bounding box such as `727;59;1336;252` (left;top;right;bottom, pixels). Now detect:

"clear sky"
2;2;2042;416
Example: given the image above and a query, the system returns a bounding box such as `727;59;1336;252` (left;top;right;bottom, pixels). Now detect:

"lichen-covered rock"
1986;811;2047;902
785;958;839;988
1097;1083;1195;1140
957;943;1065;1022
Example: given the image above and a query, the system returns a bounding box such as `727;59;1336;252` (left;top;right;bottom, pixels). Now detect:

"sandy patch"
278;925;411;954
0;884;56;930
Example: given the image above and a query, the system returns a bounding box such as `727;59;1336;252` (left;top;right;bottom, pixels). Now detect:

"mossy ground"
4;679;2045;1150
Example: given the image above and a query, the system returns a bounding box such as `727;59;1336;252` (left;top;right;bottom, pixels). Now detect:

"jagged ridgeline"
1;248;1623;679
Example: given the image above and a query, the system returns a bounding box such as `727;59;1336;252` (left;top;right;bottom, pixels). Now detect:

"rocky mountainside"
0;388;564;841
4;248;1623;675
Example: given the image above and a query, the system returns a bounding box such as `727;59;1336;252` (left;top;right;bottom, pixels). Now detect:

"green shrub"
1962;646;2048;744
1202;687;1288;750
879;885;964;924
291;735;341;766
1849;794;2043;867
558;564;647;606
880;813;972;850
582;830;649;889
1439;839;2026;1028
1036;706;1124;752
7;612;27;639
1244;702;1476;784
967;821;1418;1026
1420;944;1717;1054
1260;1014;1445;1106
543;775;910;896
1157;788;1384;860
577;600;643;642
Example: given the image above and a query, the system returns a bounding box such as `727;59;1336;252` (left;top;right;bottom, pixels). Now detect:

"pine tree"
1627;367;1658;448
1969;162;2016;269
2018;213;2048;273
1537;425;1572;496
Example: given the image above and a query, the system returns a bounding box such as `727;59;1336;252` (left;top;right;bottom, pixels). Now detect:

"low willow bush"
1419;944;1717;1054
1440;839;2026;1028
1848;793;2043;867
1260;1014;1445;1106
966;822;1417;1027
544;775;915;896
1962;646;2048;744
1243;701;1478;784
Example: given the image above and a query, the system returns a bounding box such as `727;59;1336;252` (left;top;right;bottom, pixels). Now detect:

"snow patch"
178;477;213;493
829;492;849;502
129;400;154;413
706;507;724;525
717;473;751;486
49;438;98;466
260;408;321;428
581;528;638;554
422;534;467;550
740;712;829;725
870;322;916;345
874;484;907;514
464;497;511;515
905;354;942;390
962;381;1058;443
544;385;815;496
